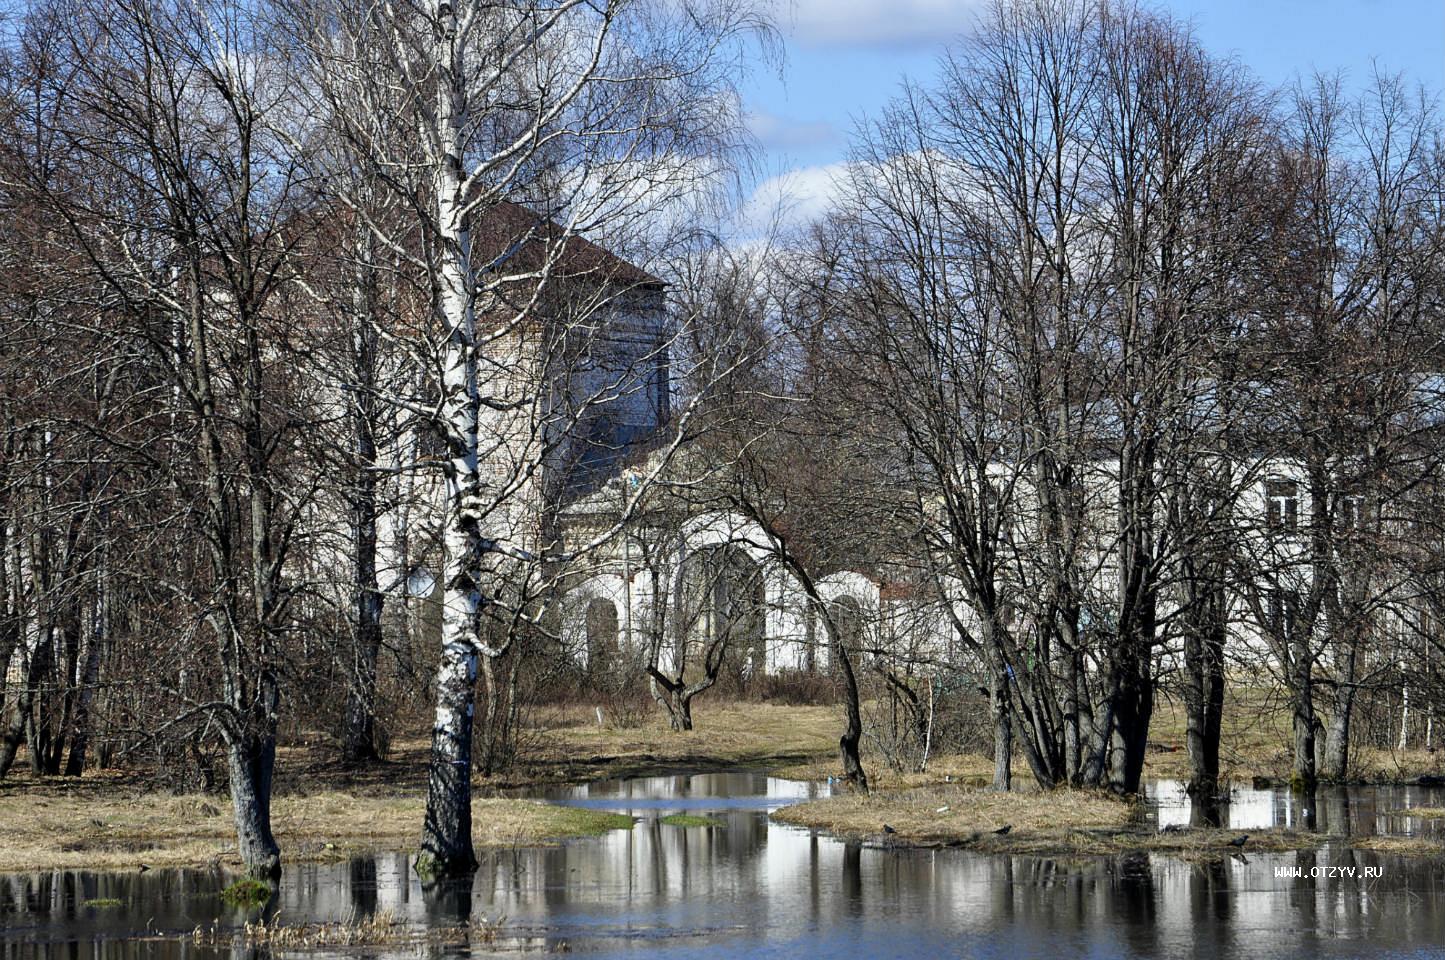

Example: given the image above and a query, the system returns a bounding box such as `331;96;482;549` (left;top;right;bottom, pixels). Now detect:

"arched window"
829;595;866;675
585;598;620;673
676;545;767;685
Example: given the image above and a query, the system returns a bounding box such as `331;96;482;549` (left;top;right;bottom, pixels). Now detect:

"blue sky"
739;0;1445;227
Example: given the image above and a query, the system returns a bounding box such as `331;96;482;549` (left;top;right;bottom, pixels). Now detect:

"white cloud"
783;0;982;49
739;162;852;236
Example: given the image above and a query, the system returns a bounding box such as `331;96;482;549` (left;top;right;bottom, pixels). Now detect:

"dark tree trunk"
227;730;281;878
342;238;384;768
1189;788;1225;828
1292;690;1318;789
341;571;383;765
1322;699;1352;782
476;648;520;777
1107;596;1156;795
1061;629;1084;785
1322;634;1358;781
1108;661;1153;795
64;589;105;777
832;619;867;791
990;666;1012;791
1183;580;1226;795
648;670;696;732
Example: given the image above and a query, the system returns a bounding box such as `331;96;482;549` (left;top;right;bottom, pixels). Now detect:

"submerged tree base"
412;851;479;881
220;879;272;906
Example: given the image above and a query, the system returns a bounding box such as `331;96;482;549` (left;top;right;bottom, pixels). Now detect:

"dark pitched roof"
474;201;664;289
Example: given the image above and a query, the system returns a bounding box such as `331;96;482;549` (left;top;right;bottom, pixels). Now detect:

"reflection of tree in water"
420;870;474;927
9;788;1445;957
348;857;377;916
841;841;862;914
1193;857;1230;926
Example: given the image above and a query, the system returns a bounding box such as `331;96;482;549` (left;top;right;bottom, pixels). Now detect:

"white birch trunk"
418;0;484;876
1399;684;1410;752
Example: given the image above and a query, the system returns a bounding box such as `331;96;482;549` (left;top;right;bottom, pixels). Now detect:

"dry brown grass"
771;753;996;789
1349;835;1445;857
771;785;1324;856
1143;687;1293;781
772;785;1134;845
192;910;503;948
511;701;839;784
0;700;835;874
0;787;631;873
1030;687;1445;785
241;702;843;795
1332;748;1445;784
771;689;1316;787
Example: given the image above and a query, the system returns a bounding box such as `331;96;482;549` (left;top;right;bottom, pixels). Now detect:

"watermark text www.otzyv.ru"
1274;865;1384;879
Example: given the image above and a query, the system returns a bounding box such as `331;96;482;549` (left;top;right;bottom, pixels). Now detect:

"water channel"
4;770;1445;958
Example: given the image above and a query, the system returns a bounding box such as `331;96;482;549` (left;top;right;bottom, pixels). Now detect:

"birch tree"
293;0;768;875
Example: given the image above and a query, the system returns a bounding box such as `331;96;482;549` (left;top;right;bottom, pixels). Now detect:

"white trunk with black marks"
419;0;483;877
1398;684;1409;752
0;619;41;780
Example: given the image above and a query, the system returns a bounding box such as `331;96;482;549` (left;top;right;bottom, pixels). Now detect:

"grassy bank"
0;788;632;874
260;701;841;797
8;694;1440;874
0;700;834;874
509;701;839;785
771;754;997;790
770;785;1330;857
1144;689;1442;784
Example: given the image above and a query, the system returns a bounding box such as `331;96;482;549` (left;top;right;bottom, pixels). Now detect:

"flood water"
5;770;1445;958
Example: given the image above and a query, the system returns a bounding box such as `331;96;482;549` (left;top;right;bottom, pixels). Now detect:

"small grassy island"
770;786;1330;857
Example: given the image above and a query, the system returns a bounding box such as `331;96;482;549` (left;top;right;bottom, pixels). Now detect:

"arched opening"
829;595;866;676
585;598;620;674
676;544;767;689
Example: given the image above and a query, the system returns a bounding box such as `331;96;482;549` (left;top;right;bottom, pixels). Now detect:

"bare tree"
291;0;770;875
5;0;327;874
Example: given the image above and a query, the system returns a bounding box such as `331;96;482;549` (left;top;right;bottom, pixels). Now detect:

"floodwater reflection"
3;770;1445;958
1147;777;1445;837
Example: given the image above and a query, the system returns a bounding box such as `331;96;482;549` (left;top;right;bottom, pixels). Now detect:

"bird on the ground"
882;824;897;835
1227;834;1249;848
993;824;1012;835
138;864;150;873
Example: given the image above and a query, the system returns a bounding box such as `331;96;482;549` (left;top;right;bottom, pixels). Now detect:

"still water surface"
4;770;1445;958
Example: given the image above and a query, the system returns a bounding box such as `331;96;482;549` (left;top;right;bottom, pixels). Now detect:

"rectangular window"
1338;494;1364;530
1268;588;1300;640
1266;480;1299;531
